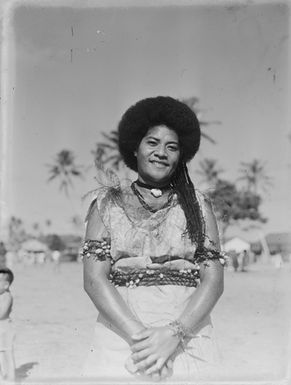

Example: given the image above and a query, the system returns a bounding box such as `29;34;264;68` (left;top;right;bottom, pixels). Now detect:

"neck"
136;179;171;190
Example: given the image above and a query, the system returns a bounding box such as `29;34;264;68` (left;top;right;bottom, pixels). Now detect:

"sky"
1;0;291;237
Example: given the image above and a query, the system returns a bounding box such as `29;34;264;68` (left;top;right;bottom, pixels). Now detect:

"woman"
82;96;225;381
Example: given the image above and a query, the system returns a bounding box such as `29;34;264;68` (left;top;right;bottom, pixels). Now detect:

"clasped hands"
126;326;181;381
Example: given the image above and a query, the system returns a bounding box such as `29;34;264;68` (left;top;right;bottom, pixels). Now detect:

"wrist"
168;320;188;347
128;325;146;345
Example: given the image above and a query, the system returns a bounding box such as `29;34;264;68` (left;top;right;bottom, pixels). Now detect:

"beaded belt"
109;268;200;288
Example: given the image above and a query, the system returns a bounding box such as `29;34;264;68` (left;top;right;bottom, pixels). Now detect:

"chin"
149;173;171;184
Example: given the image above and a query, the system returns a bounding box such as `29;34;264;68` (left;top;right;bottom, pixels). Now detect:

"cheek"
136;151;145;166
136;152;149;172
136;145;152;163
170;153;180;169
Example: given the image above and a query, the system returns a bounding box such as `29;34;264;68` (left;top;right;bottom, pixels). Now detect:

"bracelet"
81;239;112;263
168;320;188;348
194;248;227;266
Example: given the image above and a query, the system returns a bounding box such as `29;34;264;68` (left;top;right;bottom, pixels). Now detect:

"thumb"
167;359;173;369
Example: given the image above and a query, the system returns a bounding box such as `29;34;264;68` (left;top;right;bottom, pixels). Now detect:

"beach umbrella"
223;237;250;253
21;239;48;253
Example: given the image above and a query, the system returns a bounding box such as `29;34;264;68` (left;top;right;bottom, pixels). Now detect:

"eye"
167;145;179;152
147;139;158;146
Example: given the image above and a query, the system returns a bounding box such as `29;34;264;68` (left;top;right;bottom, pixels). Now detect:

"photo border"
1;0;291;384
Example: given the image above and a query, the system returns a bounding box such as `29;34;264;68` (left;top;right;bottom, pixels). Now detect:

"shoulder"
86;186;124;221
195;190;220;249
196;189;219;234
85;185;132;229
195;189;213;213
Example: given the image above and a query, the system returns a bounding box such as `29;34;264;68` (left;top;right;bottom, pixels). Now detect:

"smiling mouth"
150;160;169;168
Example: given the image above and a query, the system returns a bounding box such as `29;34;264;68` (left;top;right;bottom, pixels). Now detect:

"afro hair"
118;96;201;171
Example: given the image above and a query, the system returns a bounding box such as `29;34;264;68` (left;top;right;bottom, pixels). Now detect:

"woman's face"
135;125;180;186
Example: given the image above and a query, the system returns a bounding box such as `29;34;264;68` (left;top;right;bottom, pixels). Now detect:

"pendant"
150;188;162;198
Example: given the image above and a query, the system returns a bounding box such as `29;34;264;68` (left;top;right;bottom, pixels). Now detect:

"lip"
150;160;169;168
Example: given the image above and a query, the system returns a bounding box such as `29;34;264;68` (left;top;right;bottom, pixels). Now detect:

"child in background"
0;268;15;381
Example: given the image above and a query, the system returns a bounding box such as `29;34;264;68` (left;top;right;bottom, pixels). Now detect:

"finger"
131;348;151;363
159;364;170;380
145;357;165;375
166;359;173;369
131;329;152;340
124;357;139;374
131;339;150;353
165;360;173;378
135;354;157;370
130;338;151;353
151;372;161;381
145;263;164;269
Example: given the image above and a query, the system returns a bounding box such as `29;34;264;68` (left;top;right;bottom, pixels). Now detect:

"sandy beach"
8;260;291;383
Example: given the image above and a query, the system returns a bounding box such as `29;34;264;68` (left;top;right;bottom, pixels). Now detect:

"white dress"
82;186;222;381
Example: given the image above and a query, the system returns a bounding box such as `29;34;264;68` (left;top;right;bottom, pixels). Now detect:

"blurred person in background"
0;268;15;381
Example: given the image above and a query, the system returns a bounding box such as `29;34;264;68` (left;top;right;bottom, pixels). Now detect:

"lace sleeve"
194;191;226;266
81;193;112;263
85;193;111;238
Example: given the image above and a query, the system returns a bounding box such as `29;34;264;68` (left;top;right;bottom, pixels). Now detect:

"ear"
134;151;137;157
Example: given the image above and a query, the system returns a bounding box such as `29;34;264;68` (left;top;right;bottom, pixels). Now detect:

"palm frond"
201;133;217;144
200;120;221;126
96;143;118;150
101;132;119;143
46;149;84;195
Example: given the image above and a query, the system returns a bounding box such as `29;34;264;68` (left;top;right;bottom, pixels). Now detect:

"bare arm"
177;195;224;333
0;292;13;320
177;261;223;333
83;200;145;345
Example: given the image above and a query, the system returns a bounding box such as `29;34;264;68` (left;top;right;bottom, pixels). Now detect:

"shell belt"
109;268;200;288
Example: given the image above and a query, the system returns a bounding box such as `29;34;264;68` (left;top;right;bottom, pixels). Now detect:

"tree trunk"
260;233;271;264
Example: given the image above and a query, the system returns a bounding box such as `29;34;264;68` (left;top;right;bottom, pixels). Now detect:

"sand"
8;260;291;383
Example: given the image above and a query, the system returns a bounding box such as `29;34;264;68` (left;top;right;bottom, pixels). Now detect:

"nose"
154;145;167;158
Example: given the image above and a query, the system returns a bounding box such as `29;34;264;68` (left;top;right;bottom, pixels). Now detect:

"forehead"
145;125;179;142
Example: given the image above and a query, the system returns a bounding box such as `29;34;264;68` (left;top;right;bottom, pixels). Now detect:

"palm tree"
47;150;84;196
181;97;221;145
238;159;272;194
197;158;224;186
8;216;27;251
32;222;42;237
92;132;122;170
93;96;220;170
70;215;84;235
45;219;51;227
44;219;52;235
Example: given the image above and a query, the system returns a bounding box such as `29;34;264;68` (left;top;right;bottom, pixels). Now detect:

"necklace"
135;180;171;198
131;183;173;213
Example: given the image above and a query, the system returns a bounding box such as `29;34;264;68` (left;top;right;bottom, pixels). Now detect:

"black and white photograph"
0;0;291;383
